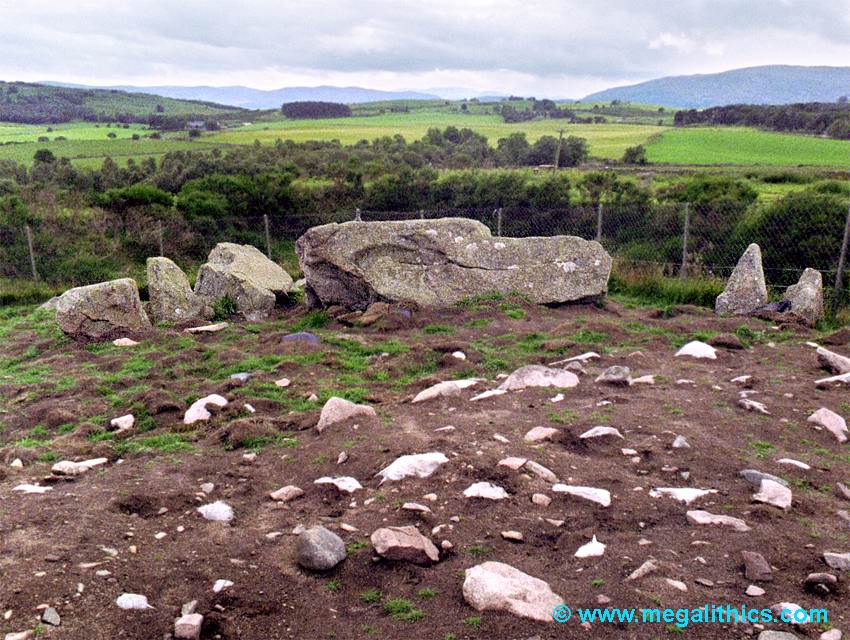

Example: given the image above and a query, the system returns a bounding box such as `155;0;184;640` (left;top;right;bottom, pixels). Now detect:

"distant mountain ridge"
583;65;850;108
43;82;442;109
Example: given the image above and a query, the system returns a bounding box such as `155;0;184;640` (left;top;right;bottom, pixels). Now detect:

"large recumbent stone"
296;218;612;309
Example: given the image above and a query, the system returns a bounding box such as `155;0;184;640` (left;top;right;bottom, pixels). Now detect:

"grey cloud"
0;0;849;93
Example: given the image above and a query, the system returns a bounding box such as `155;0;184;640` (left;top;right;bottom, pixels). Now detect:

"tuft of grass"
326;579;342;592
360;588;382;604
383;598;425;622
291;311;329;331
416;587;438;599
749;440;777;459
463;616;482;628
114;433;194;455
467;544;492;557
212;296;237;321
423;324;455;335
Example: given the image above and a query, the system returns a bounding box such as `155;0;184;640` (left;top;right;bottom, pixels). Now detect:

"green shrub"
212;296;237;320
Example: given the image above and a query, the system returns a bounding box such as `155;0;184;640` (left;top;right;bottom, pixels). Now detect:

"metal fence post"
24;223;38;280
680;203;690;279
354;208;362;222
263;214;272;259
157;220;164;257
832;202;850;313
596;203;603;242
419;209;425;220
496;208;503;237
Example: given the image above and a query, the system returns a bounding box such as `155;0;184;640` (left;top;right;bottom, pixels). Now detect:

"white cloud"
649;33;698;53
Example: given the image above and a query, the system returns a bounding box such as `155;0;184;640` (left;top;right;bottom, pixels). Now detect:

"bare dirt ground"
1;296;849;640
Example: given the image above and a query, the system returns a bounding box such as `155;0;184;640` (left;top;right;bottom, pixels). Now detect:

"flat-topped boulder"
462;561;564;622
296;218;612;309
195;243;293;320
147;257;212;324
56;278;151;341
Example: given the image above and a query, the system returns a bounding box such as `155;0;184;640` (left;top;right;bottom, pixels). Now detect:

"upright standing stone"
146;257;211;324
715;244;768;316
194;243;293;320
56;278;151;341
782;268;823;326
296;218;612;310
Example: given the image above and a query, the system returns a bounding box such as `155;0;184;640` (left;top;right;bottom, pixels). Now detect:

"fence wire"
2;201;849;307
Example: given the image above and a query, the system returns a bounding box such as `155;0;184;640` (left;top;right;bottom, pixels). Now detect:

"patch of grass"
455;291;506;309
564;329;608;344
416;587;438;599
394;353;440;387
234;434;298;452
467;544;492;556
347;540;369;555
326;579;342;592
360;588;382;604
749;440;777;459
500;305;526;320
291;310;329;331
87;429;114;442
548;408;578;424
609;268;724;309
115;433;194;455
423;324;455;334
220;354;286;378
463;616;482;628
14;437;50;448
36;450;59;463
591;578;605;588
383;598;425;622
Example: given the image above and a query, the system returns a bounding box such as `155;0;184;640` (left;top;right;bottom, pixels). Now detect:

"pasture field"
207;112;664;157
0;136;228;167
0;122;151;143
645;126;850;167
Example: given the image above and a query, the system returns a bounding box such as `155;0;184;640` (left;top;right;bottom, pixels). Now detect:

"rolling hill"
583;65;850;108
0;81;244;124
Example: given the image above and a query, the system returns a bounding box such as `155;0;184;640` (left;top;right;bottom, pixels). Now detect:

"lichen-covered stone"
715;244;767;315
194;243;293;320
296;218;612;310
782;268;823;326
56;278;151;341
146;257;211;324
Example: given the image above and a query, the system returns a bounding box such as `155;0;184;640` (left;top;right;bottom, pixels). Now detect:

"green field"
2;108;850;170
0;122;152;143
646;126;850;166
208;113;663;158
0;136;228;167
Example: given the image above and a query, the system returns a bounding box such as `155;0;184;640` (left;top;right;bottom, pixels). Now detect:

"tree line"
674;102;850;139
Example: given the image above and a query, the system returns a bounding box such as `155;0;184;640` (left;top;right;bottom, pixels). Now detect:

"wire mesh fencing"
2;201;849;309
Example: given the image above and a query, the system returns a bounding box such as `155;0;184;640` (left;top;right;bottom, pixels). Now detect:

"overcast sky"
1;0;849;96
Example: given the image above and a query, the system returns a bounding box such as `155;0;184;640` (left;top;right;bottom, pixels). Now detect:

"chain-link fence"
2;202;850;309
